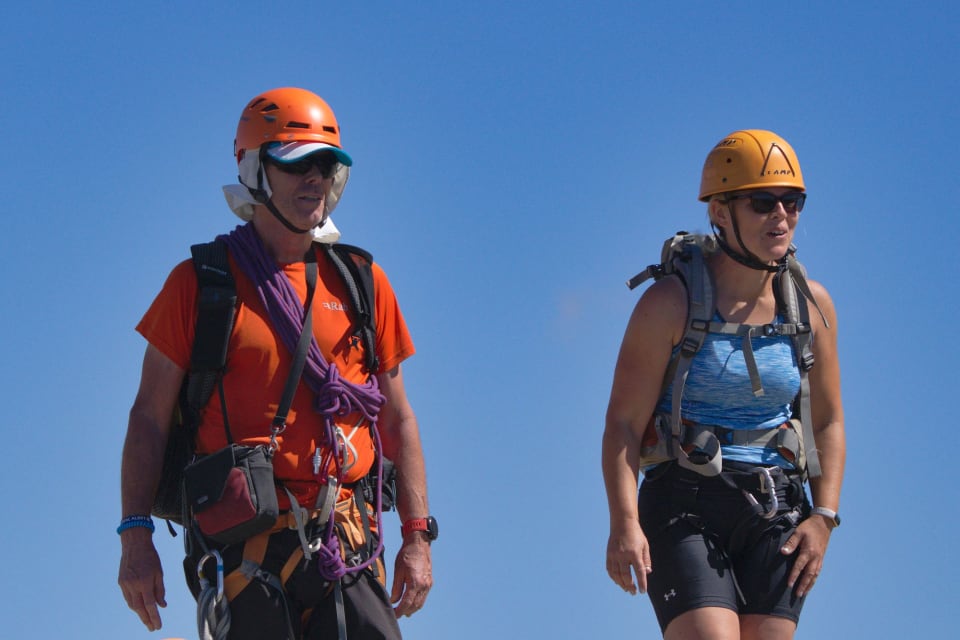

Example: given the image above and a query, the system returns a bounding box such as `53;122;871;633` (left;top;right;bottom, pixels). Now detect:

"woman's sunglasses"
266;152;339;179
725;191;806;214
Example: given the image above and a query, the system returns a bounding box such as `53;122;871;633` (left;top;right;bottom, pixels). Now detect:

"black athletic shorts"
637;463;810;633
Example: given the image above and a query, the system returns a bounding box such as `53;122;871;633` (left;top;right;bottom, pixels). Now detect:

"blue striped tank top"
657;313;801;467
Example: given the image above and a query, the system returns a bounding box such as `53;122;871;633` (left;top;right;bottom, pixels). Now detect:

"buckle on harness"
741;467;780;519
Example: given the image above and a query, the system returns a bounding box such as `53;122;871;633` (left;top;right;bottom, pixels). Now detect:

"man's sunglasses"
725;191;806;214
266;152;339;178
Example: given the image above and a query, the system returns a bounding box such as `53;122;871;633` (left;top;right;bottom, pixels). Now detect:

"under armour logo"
664;589;677;601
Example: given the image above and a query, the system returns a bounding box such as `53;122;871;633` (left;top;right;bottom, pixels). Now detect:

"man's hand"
390;534;433;617
118;528;166;631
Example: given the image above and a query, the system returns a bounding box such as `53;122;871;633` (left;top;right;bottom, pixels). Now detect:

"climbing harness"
649;460;806;606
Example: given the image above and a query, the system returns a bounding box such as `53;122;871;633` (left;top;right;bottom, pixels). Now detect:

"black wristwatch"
401;515;439;542
811;506;841;528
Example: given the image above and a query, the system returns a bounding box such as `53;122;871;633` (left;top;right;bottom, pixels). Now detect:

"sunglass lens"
271;153;338;177
783;193;805;212
749;194;778;214
747;192;805;214
312;154;338;178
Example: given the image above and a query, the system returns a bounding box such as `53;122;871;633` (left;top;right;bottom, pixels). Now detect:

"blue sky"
1;2;957;638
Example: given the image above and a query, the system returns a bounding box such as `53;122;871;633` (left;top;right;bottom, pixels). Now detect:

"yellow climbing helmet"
698;129;805;201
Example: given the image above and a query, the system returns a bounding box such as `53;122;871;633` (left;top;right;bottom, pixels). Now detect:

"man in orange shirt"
118;87;434;640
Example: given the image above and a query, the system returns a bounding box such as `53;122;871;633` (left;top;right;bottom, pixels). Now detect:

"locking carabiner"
741;466;780;519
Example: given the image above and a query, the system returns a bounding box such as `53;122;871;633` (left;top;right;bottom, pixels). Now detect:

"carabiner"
334;423;360;473
197;550;225;601
269;423;286;454
742;467;779;519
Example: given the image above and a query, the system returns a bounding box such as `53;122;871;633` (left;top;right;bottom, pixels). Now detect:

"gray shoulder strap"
671;242;723;476
778;260;822;478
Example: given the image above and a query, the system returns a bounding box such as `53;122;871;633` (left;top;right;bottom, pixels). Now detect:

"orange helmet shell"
699;130;804;201
234;87;344;162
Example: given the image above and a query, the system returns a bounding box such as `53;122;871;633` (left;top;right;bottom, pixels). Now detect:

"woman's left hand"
781;514;834;597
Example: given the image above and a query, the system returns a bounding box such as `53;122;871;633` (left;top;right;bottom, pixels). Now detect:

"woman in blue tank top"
602;130;846;640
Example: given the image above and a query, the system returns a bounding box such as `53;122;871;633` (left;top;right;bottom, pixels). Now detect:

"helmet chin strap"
714;203;783;273
264;198;312;235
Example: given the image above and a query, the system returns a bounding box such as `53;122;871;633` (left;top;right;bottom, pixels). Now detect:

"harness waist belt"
270;508;327;534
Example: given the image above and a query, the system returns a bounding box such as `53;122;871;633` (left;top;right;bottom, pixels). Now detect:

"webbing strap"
280;546;305;586
671;241;713;436
283;487;316;560
271;253;317;431
223;532;270;601
670;358;692;446
334;580;348;640
741;326;762;396
666;240;723;475
184;241;237;435
786;254;829;328
709;421;802;459
776;263;822;478
323;243;379;373
221;532;297;640
354;488;378;576
706;322;766;396
797;371;820;478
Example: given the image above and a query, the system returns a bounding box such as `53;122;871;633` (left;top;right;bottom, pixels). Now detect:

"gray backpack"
627;231;826;479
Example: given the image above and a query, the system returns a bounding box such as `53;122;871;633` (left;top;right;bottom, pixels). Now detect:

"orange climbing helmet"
234;87;352;166
699;129;804;201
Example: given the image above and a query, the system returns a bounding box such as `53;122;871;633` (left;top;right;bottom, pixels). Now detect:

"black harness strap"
322;243;379;373
183;240;238;438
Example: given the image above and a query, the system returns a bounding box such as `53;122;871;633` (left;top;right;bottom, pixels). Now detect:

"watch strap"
401;518;430;537
401;515;437;541
811;506;840;527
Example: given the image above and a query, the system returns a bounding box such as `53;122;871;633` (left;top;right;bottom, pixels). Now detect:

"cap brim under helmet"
266;141;353;167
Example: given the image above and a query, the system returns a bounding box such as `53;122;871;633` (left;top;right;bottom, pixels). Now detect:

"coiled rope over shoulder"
218;223;387;580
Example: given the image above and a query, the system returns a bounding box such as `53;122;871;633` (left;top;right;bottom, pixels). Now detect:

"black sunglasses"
725;191;806;214
266;152;339;178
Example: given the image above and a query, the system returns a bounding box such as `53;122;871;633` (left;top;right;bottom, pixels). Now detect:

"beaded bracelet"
117;515;155;535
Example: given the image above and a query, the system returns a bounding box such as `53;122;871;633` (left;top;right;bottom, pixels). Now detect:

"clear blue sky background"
1;2;956;638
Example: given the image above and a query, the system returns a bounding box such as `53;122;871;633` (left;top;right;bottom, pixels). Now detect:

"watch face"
426;516;439;541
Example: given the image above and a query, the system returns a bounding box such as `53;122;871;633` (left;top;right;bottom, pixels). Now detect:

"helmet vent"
236;89;345;160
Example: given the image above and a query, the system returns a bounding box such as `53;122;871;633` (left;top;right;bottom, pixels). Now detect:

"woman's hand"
781;514;833;597
606;520;653;595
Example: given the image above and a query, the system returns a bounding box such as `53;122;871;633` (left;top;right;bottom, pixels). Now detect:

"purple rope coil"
218;223;386;579
218;224;386;431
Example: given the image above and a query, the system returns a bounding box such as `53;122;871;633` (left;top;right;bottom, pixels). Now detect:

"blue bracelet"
117;515;155;535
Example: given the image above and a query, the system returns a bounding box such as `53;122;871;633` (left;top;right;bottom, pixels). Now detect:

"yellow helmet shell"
698;129;805;201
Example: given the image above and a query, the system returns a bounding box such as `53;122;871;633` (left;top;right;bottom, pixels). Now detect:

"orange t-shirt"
137;244;415;508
